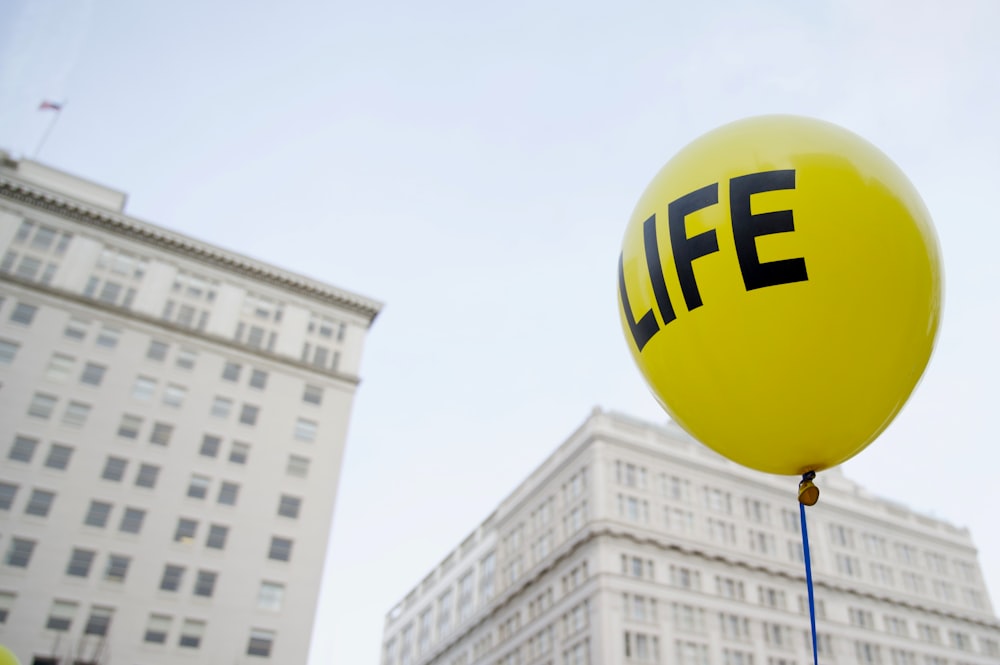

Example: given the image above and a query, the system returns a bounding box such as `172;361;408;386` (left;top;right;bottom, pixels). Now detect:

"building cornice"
0;177;383;324
411;524;1000;665
0;273;362;387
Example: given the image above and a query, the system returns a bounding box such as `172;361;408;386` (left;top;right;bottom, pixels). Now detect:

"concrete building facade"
382;409;1000;665
0;152;381;664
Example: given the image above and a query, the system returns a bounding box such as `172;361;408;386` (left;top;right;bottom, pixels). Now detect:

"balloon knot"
799;471;819;506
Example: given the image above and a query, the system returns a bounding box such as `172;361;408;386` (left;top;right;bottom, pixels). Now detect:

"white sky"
3;1;1000;663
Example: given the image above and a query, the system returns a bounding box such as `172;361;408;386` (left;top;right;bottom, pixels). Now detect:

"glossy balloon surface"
618;115;941;475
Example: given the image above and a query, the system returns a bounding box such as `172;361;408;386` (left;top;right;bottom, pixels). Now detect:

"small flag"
39;101;63;111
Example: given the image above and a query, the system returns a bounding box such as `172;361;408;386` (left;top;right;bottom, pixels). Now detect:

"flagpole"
34;101;66;160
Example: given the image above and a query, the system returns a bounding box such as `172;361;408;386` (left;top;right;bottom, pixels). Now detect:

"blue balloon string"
800;501;819;665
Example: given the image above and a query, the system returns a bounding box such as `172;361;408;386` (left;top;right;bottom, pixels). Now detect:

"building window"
437;589;453;637
294;418;317;442
44;443;74;470
206;524;229;550
163;384;187;407
46;600;78;632
79;362;106;386
5;538;36;567
180;619;206;648
239;404;259;425
102;456;128;481
84;500;112;527
45;353;75;381
303;384;323;405
135;463;160;488
64;317;88;340
257;582;285;611
10;302;38;325
144;613;171;644
0;483;18;510
25;488;55;517
28;392;57;419
147;340;169;361
197;435;221;458
66;548;96;577
229;441;250;464
211;397;232;419
62;401;91;427
0;592;11;624
247;628;275;657
117;414;143;439
218;482;240;506
83;606;113;636
194;570;218;597
175;518;198;543
287;454;310;477
104;554;130;582
160;564;185;591
95;326;121;348
855;641;882;665
176;348;197;370
278;495;301;519
119;507;146;534
9;435;38;462
0;339;19;365
132;376;157;400
222;362;242;382
150;422;174;446
188;475;210;499
268;537;292;562
250;369;268;389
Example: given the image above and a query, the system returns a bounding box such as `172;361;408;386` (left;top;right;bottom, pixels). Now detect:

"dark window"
278;495;301;519
217;482;239;506
84;501;112;528
117;414;142;439
199;435;221;457
229;442;249;465
83;607;113;636
194;570;217;597
160;565;185;591
5;538;36;567
247;629;274;657
268;537;292;562
147;340;168;361
102;456;127;481
249;369;268;389
0;483;17;510
44;444;73;470
119;507;145;534
105;554;130;582
66;548;96;577
206;524;229;550
10;302;38;325
303;385;323;405
150;422;174;446
135;464;160;488
222;362;241;381
9;435;39;462
188;475;210;499
80;362;106;386
174;518;198;543
25;489;55;517
239;404;259;426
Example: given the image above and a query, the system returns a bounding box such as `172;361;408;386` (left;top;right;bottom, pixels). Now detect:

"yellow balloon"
0;645;21;665
618;115;942;475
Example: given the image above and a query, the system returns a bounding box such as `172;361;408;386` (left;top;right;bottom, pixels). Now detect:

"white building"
382;409;1000;665
0;152;381;665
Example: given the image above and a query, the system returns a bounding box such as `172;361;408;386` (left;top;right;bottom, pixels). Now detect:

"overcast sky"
3;1;1000;663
